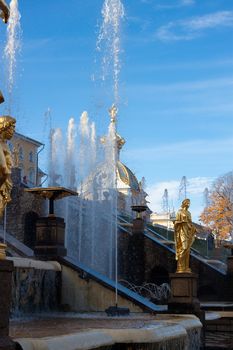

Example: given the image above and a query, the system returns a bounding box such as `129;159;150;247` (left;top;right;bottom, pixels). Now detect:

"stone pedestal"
0;260;16;350
132;218;145;234
168;272;200;313
34;216;67;259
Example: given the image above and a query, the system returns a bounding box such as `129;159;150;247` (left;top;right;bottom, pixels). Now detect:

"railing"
118;213;227;274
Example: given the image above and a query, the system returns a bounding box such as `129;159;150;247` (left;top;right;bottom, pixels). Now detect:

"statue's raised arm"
0;0;10;23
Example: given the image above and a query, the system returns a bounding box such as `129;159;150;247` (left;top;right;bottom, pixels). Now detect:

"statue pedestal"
0;260;16;350
34;216;67;260
227;256;233;275
168;272;200;313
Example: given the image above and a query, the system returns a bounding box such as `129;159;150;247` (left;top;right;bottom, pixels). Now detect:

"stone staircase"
203;303;233;349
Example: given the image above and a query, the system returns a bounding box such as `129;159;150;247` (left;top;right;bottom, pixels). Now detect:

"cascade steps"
204;305;233;349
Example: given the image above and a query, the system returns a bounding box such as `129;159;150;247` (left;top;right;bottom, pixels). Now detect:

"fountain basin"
8;257;61;317
11;313;202;350
8;257;61;271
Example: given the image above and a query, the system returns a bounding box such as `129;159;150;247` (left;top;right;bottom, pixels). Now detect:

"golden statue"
0;0;10;23
0;116;16;217
174;198;196;273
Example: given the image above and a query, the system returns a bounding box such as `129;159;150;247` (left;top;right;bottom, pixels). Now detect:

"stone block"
168;272;200;314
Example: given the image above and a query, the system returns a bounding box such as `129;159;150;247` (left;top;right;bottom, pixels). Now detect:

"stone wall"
61;264;144;313
4;168;46;244
118;230;229;301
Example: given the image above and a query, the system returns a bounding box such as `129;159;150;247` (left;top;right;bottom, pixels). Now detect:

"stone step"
205;331;233;349
201;302;233;311
204;311;233;349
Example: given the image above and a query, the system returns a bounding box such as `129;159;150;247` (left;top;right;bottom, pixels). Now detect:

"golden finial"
109;104;118;123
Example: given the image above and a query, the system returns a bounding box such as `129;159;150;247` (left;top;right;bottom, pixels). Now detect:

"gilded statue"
0;0;10;23
0;116;16;217
174;198;196;273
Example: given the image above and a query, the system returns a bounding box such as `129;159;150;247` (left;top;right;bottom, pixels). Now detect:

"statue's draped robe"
175;208;195;261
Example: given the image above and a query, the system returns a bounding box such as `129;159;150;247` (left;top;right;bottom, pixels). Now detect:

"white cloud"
181;0;195;5
156;11;233;41
141;0;195;8
147;176;214;220
128;77;233;94
124;138;233;162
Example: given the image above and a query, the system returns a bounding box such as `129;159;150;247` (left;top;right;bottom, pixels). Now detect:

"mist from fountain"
46;112;113;277
3;0;21;112
45;0;125;279
48;128;63;187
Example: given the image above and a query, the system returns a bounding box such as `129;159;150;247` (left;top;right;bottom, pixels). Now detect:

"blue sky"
0;0;233;220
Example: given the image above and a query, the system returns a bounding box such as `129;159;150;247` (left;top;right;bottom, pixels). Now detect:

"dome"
117;161;140;192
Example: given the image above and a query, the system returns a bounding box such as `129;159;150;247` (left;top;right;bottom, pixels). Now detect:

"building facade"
9;132;46;187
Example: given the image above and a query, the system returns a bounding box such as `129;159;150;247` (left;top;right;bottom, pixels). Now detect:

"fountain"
0;0;9;104
0;0;204;349
3;0;21;113
46;109;118;278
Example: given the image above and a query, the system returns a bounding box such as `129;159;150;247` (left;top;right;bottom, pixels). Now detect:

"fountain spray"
97;0;126;314
3;0;21;112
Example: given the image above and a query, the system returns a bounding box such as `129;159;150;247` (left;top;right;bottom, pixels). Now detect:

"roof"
13;132;44;147
117;161;140;192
